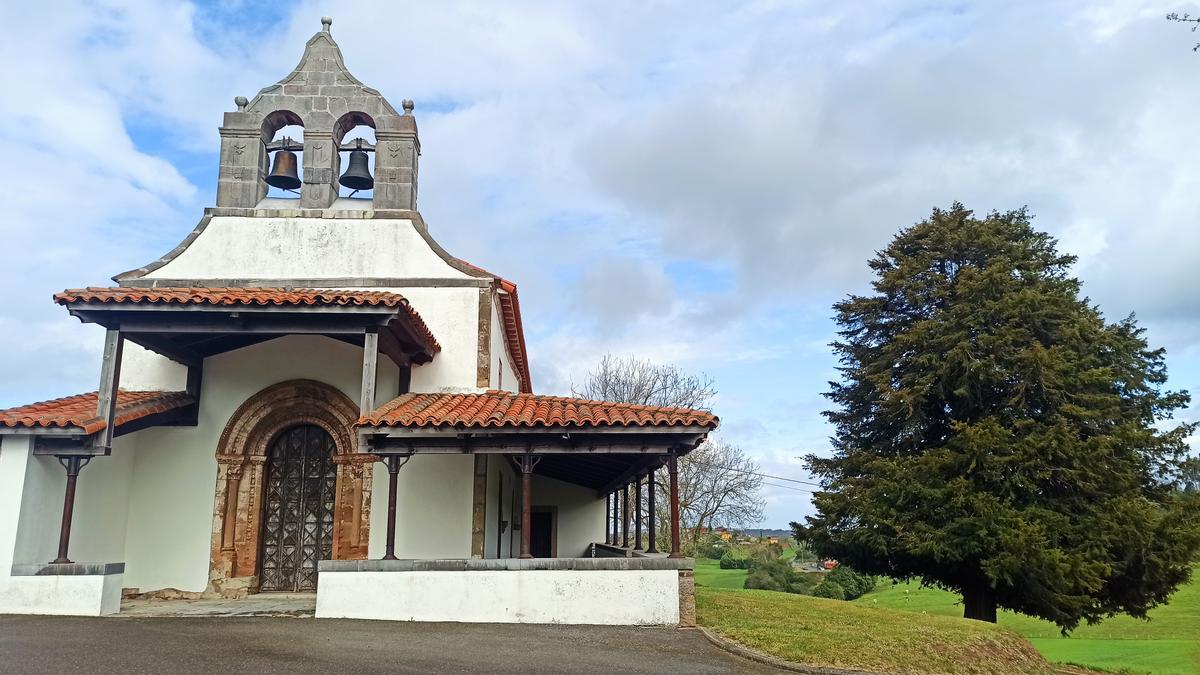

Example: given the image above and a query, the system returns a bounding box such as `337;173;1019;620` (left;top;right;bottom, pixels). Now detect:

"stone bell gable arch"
209;379;373;595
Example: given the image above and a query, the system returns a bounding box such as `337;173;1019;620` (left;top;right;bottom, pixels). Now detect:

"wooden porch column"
621;483;630;548
360;327;379;415
633;475;643;551
611;490;620;545
646;467;659;554
605;492;611;545
380;455;409;560
668;450;682;559
516;453;540;559
51;456;91;564
92;328;124;452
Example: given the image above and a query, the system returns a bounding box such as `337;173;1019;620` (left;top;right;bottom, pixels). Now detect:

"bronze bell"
266;149;301;190
339;146;374;191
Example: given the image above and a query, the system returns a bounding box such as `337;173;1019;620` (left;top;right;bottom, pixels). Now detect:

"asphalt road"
0;616;778;674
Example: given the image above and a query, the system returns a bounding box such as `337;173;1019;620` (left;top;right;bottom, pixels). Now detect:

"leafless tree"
575;355;763;550
663;438;764;548
572;354;716;410
1167;12;1200;51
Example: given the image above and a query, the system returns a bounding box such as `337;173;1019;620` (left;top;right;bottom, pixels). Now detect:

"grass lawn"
697;586;1056;674
693;557;748;589
857;573;1200;675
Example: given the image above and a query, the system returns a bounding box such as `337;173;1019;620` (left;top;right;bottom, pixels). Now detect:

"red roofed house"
0;18;716;624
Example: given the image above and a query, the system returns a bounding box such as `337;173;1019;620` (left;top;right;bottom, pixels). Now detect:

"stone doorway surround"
208;380;373;597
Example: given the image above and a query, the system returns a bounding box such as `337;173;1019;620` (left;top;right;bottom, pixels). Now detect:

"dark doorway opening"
258;424;337;592
530;509;555;558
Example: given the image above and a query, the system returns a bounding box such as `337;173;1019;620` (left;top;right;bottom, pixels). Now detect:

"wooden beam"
120;277;492;289
378;425;712;437
377;328;410;368
360;329;379;415
369;441;677;455
595;456;660;496
91;329;123;452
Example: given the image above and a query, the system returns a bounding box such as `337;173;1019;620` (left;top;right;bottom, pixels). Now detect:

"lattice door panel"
259;424;337;592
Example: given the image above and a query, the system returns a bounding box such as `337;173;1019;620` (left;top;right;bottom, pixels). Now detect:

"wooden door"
258;424;337;592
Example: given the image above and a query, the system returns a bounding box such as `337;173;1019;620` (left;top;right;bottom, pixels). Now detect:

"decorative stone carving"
208;379;372;595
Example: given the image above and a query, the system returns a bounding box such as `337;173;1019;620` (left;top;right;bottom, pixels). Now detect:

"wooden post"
516;453;539;559
360;328;379;415
647;468;659;554
52;456;90;564
381;455;408;560
668;450;682;559
605;492;611;545
633;475;643;550
621;483;630;548
611;490;620;545
93;329;124;452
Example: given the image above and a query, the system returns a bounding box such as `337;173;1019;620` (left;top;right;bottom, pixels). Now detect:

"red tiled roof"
0;390;195;435
55;287;440;353
358;390;718;430
496;279;532;394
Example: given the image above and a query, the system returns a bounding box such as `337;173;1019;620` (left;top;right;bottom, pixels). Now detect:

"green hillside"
857;573;1200;674
697;587;1057;674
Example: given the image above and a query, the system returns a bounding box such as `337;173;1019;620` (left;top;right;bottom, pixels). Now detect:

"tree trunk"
962;583;998;623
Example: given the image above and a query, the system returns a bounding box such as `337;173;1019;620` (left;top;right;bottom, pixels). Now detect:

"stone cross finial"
321;16;333;32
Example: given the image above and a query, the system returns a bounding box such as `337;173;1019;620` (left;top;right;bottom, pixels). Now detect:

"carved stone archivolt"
208;379;373;594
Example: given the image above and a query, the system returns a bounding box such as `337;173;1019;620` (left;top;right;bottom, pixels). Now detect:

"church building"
0;18;715;625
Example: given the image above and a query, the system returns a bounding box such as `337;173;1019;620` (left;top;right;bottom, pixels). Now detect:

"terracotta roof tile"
358;390;718;430
54;286;440;354
0;390;195;435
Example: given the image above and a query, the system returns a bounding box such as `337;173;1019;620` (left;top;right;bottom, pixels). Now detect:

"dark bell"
266;149;301;190
339;149;374;191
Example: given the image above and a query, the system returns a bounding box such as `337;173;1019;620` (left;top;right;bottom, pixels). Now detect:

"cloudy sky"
3;1;1199;527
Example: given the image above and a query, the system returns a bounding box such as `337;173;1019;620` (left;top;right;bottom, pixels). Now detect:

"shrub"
719;549;751;569
826;566;877;600
745;570;787;592
812;580;846;600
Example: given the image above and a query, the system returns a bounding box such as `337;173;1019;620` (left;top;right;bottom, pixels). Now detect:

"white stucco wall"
0;573;123;616
366;454;474;560
142;216;475;280
316;569;681;624
0;436;124;616
0;436;34;573
484;457;515;559
379;285;481;393
120;343;187;392
531;475;608;558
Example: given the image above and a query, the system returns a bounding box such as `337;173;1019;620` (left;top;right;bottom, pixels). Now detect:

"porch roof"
359;390;717;493
0;389;195;437
358;390;717;430
54;286;439;367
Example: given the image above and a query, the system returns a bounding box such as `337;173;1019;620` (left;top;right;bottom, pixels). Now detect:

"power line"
683;458;825;488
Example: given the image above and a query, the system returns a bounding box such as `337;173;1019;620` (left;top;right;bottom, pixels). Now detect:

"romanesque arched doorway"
258;424;338;592
209;380;374;596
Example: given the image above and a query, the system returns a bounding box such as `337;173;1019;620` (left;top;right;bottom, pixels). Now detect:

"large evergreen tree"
805;203;1200;630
